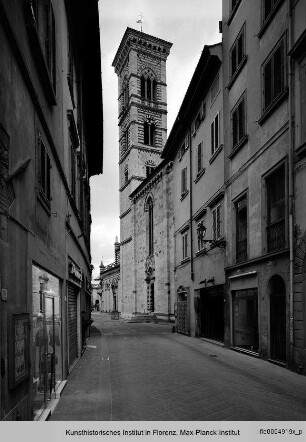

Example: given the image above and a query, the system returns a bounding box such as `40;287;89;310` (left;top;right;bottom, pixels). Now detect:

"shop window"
38;137;51;204
233;289;259;352
182;231;189;260
235;195;248;263
230;25;246;80
212;204;221;240
32;265;62;418
211;113;220;155
144;122;155;146
266;164;286;253
231;93;246;149
262;36;287;112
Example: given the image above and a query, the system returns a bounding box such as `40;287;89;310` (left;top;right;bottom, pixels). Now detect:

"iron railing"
267;219;286;253
236;238;247;263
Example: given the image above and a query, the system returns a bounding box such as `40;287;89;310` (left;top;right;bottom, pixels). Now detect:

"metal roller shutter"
68;283;78;367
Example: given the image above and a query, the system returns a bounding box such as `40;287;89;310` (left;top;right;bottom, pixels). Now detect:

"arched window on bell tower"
144;121;156;146
140;72;157;102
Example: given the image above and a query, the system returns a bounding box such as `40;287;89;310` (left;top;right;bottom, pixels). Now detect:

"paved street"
50;312;306;421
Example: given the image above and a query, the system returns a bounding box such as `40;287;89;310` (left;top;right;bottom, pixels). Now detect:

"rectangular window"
182;231;188;260
266;164;286;253
263;36;286;112
212;204;221;240
232;94;246;149
263;0;281;22
38;137;51;203
197;142;203;174
197;219;205;252
230;25;245;79
181;167;188;196
194;112;201;133
236;196;248;263
211;113;220;155
146;166;154;177
211;74;220;104
231;0;241;11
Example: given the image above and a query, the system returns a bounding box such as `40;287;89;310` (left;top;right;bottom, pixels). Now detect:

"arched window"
140;74;157;102
147;197;154;255
144;122;156;146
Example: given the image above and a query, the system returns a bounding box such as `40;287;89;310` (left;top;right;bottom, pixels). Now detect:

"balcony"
267;219;286;253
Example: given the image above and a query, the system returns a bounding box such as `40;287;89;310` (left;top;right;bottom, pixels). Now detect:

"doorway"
269;275;286;362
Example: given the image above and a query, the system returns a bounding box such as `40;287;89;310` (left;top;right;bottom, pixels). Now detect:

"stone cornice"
131;169;164;203
112;27;172;74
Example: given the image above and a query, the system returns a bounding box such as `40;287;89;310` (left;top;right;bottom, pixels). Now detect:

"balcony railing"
267;219;286;253
236;238;247;263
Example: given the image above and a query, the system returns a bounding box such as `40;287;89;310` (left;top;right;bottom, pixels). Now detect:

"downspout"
189;132;194;282
288;0;295;370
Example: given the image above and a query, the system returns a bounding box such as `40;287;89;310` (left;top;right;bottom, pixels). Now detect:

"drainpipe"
288;0;295;370
189;132;194;282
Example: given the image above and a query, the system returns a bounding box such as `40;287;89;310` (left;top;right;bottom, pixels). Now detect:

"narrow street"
50;313;306;421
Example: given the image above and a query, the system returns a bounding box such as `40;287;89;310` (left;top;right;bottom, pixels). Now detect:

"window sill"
25;11;56;106
227;0;242;26
181;257;190;265
228;135;248;160
180;190;189;202
227;56;248;91
258;88;288;125
258;0;285;39
209;144;223;165
195;248;207;258
194;168;206;183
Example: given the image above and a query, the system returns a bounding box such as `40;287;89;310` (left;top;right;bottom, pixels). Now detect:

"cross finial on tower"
136;12;144;32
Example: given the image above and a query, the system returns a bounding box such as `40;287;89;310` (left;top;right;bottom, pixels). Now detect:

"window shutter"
191;121;195;136
215;113;219;149
211;121;215;154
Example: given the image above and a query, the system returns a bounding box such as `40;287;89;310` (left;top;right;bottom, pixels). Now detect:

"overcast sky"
90;0;222;279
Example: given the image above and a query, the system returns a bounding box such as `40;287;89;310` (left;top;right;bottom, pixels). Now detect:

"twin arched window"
141;76;157;102
144;121;155;146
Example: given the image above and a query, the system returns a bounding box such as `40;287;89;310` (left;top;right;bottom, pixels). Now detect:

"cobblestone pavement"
50;312;306;421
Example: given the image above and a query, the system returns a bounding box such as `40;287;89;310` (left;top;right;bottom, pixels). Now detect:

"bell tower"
112;28;172;314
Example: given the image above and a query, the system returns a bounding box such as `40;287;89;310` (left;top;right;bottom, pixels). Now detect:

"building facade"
0;0;103;420
222;0;305;373
98;239;120;313
162;44;225;339
112;28;174;318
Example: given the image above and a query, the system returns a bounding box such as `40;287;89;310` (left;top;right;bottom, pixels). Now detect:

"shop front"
199;284;225;343
32;265;62;420
67;259;82;371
